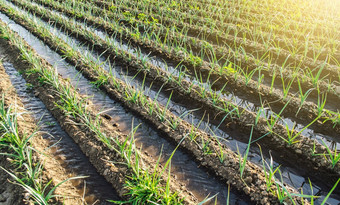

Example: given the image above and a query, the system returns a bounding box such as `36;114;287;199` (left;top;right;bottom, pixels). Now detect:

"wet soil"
27;0;340;136
0;12;250;205
0;1;340;203
0;154;25;205
0;47;121;204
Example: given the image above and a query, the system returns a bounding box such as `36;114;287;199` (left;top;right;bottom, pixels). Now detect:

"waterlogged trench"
13;0;340;150
0;11;250;204
1;3;340;203
33;0;340;203
47;10;340;203
72;0;340;113
7;3;340;202
33;3;340;149
64;4;340;144
0;57;119;203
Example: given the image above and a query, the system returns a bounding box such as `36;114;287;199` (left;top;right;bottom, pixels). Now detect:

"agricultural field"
0;0;339;204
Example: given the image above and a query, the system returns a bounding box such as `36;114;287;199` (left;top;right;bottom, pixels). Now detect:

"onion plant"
0;94;85;204
0;19;184;204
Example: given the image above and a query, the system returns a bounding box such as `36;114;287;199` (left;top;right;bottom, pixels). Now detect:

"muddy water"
46;11;340;204
48;23;340;205
0;9;252;205
2;3;340;203
5;4;340;203
24;0;340;146
1;60;119;204
67;6;340;143
34;4;339;148
81;0;340;113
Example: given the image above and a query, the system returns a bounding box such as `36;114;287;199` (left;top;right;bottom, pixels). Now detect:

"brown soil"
0;53;90;204
0;6;317;203
1;2;334;203
0;11;274;204
0;24;198;204
0;154;25;205
26;0;340;134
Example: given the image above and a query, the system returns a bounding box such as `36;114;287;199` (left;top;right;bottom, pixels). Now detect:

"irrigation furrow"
165;2;340;46
92;0;340;81
91;0;340;61
0;10;250;205
184;0;340;22
0;61;120;204
49;0;340;89
0;19;207;204
13;0;340;136
2;2;340;204
4;0;340;164
146;0;339;23
20;5;340;203
168;0;340;36
30;0;340;112
90;0;340;63
30;6;340;202
0;5;307;204
2;0;340;203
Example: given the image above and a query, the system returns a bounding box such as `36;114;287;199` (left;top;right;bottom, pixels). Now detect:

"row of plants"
94;0;340;57
0;88;84;204
19;0;337;135
87;0;340;86
42;0;339;104
0;4;318;203
72;0;340;78
159;0;340;35
186;0;340;21
109;0;339;73
1;1;340;203
5;0;340;164
0;18;191;204
3;1;340;202
102;0;340;58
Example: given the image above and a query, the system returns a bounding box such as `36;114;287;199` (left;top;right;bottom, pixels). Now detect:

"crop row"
100;0;340;50
38;0;340;104
1;2;326;203
0;18;199;204
3;0;340;202
98;0;340;73
65;0;340;78
4;9;278;203
0;64;89;204
105;0;340;51
85;0;340;86
18;0;340;134
162;0;340;33
20;0;337;135
6;0;339;147
1;0;340;203
6;0;340;154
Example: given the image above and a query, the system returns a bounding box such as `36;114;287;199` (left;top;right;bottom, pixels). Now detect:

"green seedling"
156;91;173;122
166;108;199;130
320;178;340;205
259;144;280;191
236;125;253;179
317;91;327;116
1;166;86;205
273;169;317;204
321;139;340;169
296;78;314;116
280;115;321;145
187;113;205;141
